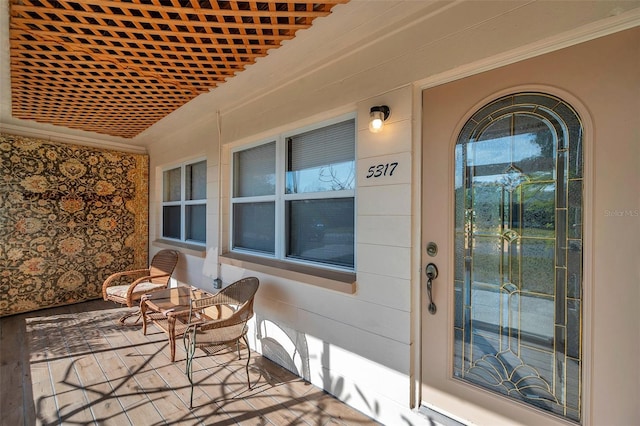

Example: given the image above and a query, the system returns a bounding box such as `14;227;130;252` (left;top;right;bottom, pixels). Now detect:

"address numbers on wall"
365;162;398;179
358;152;409;187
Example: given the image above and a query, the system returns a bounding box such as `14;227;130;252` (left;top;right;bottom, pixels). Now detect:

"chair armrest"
190;308;252;331
102;268;150;299
185;316;228;334
191;295;230;310
126;273;171;297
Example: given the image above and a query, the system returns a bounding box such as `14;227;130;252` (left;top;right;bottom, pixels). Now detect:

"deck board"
0;300;379;426
0;314;30;425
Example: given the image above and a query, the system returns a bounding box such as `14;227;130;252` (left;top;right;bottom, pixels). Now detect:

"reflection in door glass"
454;93;583;422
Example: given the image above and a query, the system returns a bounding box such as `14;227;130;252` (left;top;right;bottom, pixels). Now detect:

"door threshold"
418;405;467;426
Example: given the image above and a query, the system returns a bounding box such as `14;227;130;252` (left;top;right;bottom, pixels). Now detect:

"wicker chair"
183;277;259;408
102;249;179;324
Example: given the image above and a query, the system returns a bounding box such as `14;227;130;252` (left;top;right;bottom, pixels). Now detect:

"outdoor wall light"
369;105;390;133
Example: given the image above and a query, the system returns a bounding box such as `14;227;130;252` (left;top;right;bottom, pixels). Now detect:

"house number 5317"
366;162;398;178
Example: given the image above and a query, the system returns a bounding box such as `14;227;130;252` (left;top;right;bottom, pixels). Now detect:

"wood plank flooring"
0;300;379;426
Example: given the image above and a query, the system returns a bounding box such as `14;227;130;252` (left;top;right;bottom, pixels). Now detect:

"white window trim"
160;156;207;247
229;113;357;273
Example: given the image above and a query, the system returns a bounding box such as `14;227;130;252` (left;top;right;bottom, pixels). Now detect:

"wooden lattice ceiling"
9;0;348;138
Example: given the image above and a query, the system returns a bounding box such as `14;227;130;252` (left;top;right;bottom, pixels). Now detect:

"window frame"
161;157;207;246
229;113;356;272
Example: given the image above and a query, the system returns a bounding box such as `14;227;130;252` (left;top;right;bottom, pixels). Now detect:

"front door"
420;57;586;424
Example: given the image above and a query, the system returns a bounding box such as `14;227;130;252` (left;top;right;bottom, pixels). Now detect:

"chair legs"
185;328;197;408
118;309;142;325
184;332;253;409
242;334;252;390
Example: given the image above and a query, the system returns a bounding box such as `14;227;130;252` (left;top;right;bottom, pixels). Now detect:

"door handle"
425;263;438;315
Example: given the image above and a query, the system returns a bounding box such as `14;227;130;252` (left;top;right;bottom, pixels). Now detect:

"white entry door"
420;54;588;424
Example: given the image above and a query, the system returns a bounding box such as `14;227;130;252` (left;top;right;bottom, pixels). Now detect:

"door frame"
409;35;607;423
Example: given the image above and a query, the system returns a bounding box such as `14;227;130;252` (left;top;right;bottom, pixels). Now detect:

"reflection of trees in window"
286;162;354;193
319;163;355;191
521;183;555;231
530;130;554;159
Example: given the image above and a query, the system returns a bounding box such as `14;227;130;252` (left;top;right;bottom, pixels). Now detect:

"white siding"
134;2;640;424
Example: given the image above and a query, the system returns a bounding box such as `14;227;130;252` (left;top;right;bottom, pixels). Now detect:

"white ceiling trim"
0;123;147;154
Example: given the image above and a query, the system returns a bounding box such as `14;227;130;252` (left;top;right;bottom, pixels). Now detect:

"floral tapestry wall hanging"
0;134;149;316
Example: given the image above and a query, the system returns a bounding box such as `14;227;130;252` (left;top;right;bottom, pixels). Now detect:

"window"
162;159;207;245
231;116;355;270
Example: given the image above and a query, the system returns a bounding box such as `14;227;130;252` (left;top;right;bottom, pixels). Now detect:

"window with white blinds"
286;119;355;194
234;141;276;197
231;115;356;270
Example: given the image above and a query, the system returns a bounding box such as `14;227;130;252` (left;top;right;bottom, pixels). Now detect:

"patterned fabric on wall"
0;134;149;317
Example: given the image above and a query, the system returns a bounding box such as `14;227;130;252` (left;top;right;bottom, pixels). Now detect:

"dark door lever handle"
425;263;438;315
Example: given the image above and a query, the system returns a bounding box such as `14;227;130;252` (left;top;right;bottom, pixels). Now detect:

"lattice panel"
9;0;348;138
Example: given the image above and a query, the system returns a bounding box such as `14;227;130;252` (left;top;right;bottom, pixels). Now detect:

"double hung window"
162;159;207;245
231;116;355;270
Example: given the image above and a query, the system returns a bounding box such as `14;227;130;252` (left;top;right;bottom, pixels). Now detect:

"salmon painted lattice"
9;0;348;138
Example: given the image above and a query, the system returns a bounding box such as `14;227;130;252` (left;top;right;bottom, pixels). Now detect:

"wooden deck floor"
0;300;379;426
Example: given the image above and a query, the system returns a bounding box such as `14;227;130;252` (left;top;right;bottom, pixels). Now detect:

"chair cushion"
106;283;166;299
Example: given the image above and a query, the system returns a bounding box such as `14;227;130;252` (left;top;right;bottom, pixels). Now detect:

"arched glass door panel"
454;92;583;421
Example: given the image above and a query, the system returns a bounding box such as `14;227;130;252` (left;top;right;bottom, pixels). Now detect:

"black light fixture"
369;105;390;133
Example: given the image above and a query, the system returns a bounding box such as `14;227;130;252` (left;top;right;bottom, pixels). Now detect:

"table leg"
169;316;176;362
140;299;148;335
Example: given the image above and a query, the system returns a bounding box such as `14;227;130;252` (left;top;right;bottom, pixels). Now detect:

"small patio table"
140;285;217;362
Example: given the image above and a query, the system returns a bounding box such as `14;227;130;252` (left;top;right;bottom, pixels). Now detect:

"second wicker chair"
182;276;260;408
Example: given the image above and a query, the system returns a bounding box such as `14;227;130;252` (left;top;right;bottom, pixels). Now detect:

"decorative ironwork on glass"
501;282;518;294
466;348;559;404
453;92;583;421
502;229;520;243
501;165;529;192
